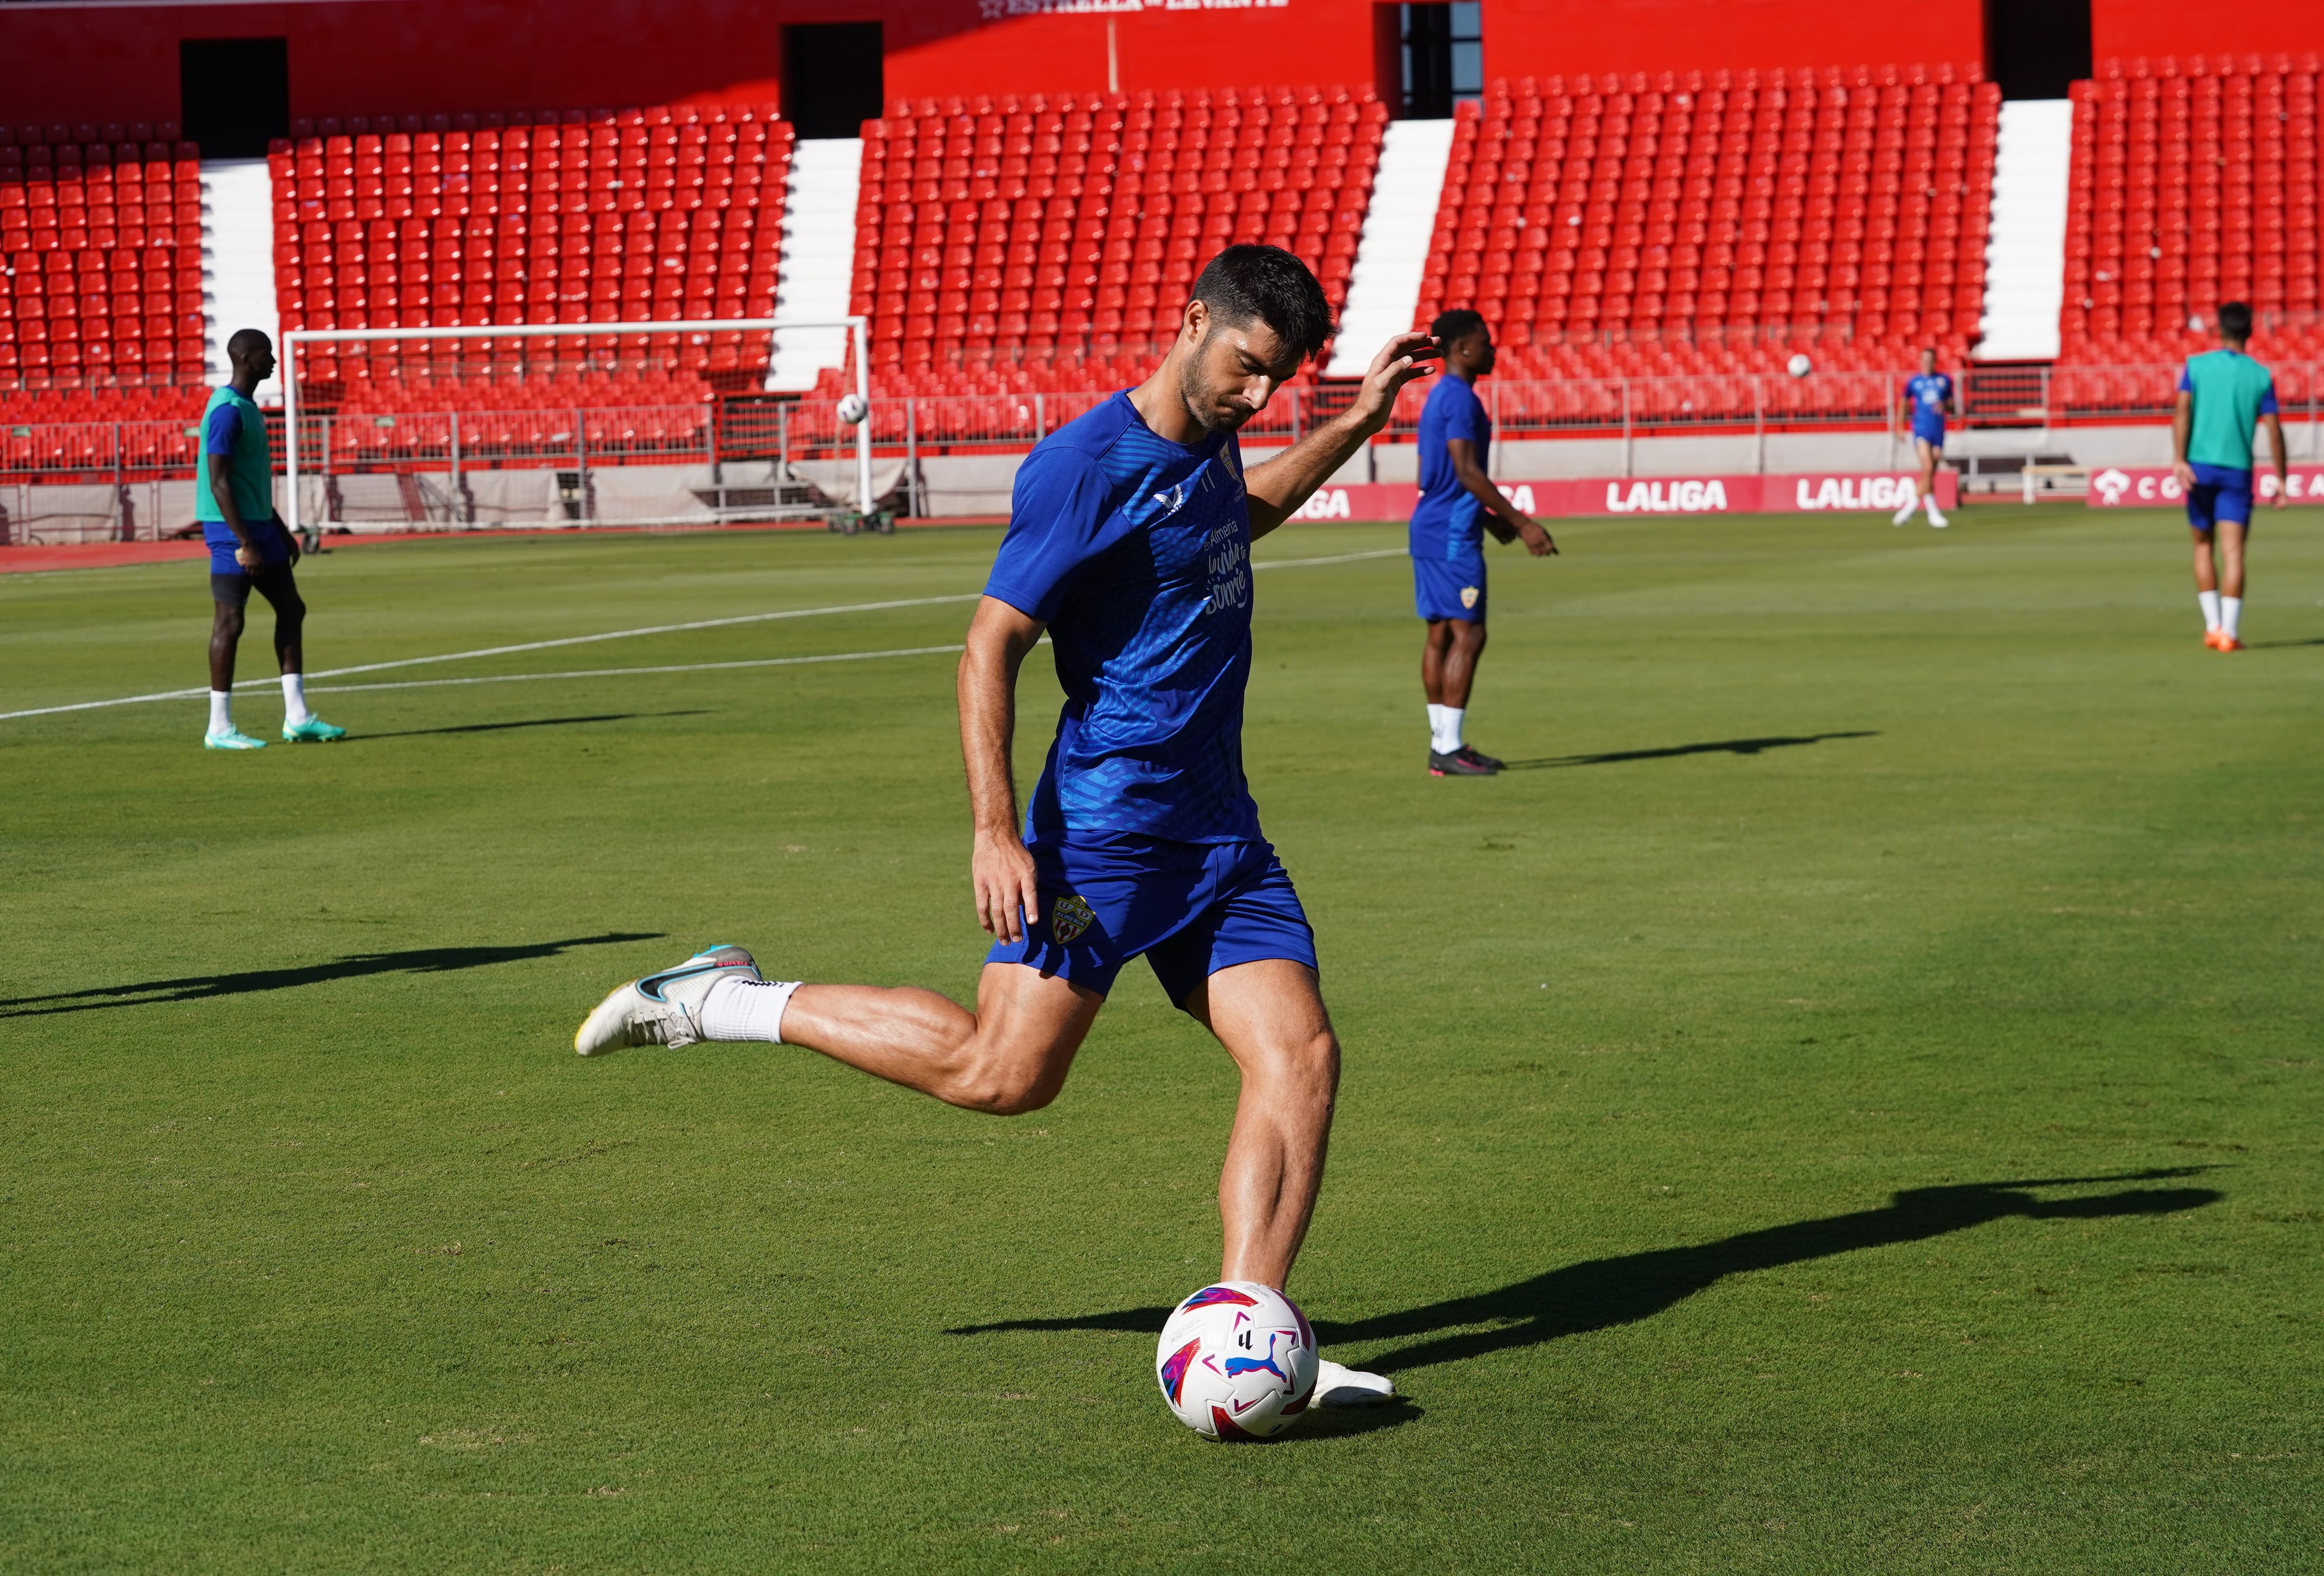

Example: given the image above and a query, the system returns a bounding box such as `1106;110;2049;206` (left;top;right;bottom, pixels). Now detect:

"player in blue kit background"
1892;347;1958;529
1408;310;1556;778
197;327;346;749
572;246;1437;1409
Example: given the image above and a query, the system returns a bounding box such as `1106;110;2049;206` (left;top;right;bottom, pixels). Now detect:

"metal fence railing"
6;365;2318;498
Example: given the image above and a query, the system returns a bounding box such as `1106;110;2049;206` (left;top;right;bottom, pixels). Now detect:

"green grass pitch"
3;507;2321;1573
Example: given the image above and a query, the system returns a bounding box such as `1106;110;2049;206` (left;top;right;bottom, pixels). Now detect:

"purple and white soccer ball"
838;391;870;425
1786;352;1814;378
1155;1280;1319;1440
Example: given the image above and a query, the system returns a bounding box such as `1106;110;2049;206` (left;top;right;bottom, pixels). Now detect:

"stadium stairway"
200;156;281;395
1974;99;2074;360
766;137;862;391
1326;118;1456;376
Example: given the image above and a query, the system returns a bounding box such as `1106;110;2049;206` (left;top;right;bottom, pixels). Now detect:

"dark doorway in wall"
1987;0;2092;99
180;37;290;157
784;23;884;139
1394;2;1482;119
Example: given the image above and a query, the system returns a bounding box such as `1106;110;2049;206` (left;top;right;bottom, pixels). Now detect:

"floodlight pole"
281;317;872;529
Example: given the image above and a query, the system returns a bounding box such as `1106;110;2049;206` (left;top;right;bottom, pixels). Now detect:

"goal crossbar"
282;317;873;535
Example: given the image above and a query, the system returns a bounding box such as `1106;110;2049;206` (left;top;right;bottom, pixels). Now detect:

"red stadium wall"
0;0;1373;130
1478;0;1984;85
2092;5;2324;69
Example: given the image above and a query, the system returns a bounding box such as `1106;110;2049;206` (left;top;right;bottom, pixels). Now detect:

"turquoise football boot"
282;716;348;742
204;728;268;750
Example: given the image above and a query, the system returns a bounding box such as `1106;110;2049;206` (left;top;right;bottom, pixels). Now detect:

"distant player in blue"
573;247;1438;1410
197;327;345;748
2173;300;2289;651
1892;347;1958;529
1408;310;1556;777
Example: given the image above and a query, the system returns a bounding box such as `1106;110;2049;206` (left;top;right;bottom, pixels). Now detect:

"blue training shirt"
1410;376;1491;560
984;391;1261;846
1905;371;1953;435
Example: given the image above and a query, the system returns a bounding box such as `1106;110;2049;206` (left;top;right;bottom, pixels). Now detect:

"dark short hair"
227;327;272;360
1190;245;1333;362
1431;308;1487;344
2218;300;2253;339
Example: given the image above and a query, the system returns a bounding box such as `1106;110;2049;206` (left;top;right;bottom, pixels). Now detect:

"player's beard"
1179;333;1256;435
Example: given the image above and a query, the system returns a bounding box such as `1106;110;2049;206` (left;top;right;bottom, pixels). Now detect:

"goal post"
280;317;872;534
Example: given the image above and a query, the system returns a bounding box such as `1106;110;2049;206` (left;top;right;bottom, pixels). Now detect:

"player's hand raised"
972;827;1041;944
1347;331;1439;434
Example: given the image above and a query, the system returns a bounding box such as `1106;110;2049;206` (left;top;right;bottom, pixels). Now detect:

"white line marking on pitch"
0;546;1402;722
310;644;968;695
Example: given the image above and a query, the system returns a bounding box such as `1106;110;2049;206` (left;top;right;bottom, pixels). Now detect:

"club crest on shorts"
1050;894;1096;943
1460;584;1481;609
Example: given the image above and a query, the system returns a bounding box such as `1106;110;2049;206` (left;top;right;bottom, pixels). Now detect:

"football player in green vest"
197;328;344;747
2171;301;2288;652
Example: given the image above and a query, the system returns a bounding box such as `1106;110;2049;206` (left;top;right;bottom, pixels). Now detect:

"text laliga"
1605;478;1731;513
1792;475;1918;510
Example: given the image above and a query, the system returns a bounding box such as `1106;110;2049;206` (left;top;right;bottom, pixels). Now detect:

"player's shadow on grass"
2240;637;2324;649
947;1170;2220;1379
1499;729;1877;770
0;931;663;1020
349;710;708;741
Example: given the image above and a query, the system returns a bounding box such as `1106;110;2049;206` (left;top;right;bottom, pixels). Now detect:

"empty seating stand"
2058;54;2322;415
0;121;207;395
268;104;792;407
1421;67;1995;381
846;86;1387;397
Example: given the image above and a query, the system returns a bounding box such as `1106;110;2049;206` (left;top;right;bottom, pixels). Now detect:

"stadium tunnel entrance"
1985;0;2092;99
179;36;290;159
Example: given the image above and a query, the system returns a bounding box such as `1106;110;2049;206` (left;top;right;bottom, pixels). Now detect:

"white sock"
2221;596;2242;640
208;689;232;736
1441;707;1465;753
2199;590;2222;632
281;672;312;726
1426;702;1444;749
699;976;803;1042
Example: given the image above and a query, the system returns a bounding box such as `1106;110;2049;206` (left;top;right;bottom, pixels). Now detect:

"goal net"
281;318;879;533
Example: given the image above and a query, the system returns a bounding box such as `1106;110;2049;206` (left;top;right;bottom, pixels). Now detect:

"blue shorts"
1912;423;1946;449
986;831;1318;1004
2186;462;2254;531
202;516;293;576
1413;553;1487;622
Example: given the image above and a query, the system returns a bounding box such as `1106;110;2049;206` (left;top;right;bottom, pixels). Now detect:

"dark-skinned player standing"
197;328;344;748
1406;309;1555;776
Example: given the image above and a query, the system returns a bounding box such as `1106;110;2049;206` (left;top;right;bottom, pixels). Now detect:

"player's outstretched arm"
1446;437;1557;557
1243;331;1438;538
958;596;1046;944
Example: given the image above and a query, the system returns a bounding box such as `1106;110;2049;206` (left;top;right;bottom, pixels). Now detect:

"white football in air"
1786;353;1813;377
838;391;869;425
1155;1281;1319;1441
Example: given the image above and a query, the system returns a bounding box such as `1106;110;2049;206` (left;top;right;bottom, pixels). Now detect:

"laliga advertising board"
2086;466;2324;507
1291;470;1959;522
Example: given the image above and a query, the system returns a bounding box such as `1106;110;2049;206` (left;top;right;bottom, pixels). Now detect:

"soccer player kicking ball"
1891;347;1957;529
1408;310;1556;777
575;246;1434;1409
2172;301;2288;652
197;328;345;748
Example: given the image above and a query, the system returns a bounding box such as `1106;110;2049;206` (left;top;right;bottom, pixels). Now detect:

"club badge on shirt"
1460;585;1480;609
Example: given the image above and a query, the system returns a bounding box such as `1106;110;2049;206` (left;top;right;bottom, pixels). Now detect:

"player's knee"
957;1059;1061;1116
213;606;245;638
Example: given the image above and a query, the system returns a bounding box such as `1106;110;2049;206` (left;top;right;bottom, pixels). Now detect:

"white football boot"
1891;497;1917;526
1926;502;1949;529
1313;1357;1397;1406
574;944;760;1056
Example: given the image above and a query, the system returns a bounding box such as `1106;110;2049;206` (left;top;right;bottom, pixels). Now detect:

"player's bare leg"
1422;617;1497;774
776;964;1103;1113
1182;958;1391;1404
2194;520;2249;649
1181;959;1340;1286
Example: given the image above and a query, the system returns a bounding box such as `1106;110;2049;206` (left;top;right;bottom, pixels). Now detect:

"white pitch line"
307;644;968;695
0;545;1405;722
